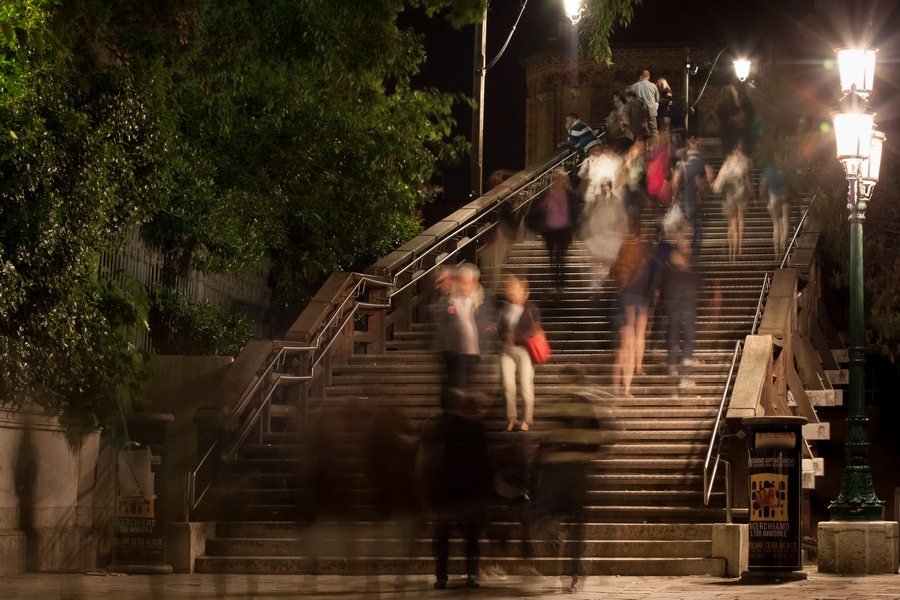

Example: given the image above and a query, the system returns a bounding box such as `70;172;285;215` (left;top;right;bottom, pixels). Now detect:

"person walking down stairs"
662;219;702;389
424;391;493;590
498;275;542;432
537;168;582;290
434;263;484;396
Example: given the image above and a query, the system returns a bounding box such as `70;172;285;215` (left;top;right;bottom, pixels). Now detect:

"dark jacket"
498;299;541;347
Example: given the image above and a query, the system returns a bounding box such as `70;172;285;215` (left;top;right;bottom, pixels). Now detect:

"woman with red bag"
497;275;545;432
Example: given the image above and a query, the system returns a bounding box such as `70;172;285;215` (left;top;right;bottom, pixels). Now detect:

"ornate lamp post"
829;46;883;521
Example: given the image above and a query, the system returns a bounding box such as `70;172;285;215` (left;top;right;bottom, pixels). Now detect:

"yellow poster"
749;472;788;522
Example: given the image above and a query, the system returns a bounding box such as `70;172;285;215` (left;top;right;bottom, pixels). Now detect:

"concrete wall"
0;355;233;574
0;405;113;573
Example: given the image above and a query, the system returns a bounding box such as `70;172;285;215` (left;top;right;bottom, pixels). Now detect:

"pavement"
1;570;900;600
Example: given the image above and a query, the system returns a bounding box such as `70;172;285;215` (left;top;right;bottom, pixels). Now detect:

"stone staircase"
195;189;799;577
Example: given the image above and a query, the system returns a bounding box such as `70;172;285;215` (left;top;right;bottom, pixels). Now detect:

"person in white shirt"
632;70;660;138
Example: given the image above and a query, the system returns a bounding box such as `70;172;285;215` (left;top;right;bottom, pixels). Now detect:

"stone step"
193;555;727;576
203;537;712;559
214;521;724;540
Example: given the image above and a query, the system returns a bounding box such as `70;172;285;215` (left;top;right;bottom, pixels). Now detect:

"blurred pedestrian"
760;158;790;258
617;136;649;234
539;168;581;290
713;140;752;261
532;387;620;592
604;92;633;154
622;89;651;141
428;391;493;590
632;70;660;137
610;233;653;397
716;85;746;155
580;143;626;287
663;221;701;389
656;77;674;136
436;263;483;393
498;275;542;432
671;137;714;252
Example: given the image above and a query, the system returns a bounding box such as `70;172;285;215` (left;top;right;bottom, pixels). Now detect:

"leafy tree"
0;1;482;422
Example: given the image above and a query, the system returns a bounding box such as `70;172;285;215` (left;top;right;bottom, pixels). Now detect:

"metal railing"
751;273;772;335
384;148;584;298
702;339;742;523
184;273;391;519
779;203;813;269
702;199;814;520
183;148;585;519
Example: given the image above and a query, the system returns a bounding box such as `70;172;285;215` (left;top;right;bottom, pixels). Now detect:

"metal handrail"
186;273;393;518
701;201;813;522
702;339;742;523
779;203;812;269
751;273;772;335
184;149;587;519
388;148;583;297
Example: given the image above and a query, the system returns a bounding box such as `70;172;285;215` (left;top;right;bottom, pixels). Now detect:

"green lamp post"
829;46;884;521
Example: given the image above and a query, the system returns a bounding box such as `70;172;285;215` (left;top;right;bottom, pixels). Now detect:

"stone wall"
0;355;233;574
0;405;113;573
523;45;723;163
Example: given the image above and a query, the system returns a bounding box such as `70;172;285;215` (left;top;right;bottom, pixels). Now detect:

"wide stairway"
195;186;800;577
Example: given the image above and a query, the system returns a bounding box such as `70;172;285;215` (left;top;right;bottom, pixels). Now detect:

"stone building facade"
523;43;728;162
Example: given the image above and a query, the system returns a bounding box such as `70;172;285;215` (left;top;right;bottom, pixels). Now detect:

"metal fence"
98;228;272;351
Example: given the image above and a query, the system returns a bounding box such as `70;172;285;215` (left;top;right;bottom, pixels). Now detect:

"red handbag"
523;334;551;364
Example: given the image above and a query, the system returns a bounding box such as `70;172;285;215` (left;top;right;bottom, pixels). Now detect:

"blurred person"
632;70;660;137
713;140;752;261
539;168;581;290
671;137;714;252
716;84;746;155
559;112;599;152
617;135;649;233
604;92;633;154
498;275;542;432
481;198;521;289
622;89;650;141
427;391;493;590
646;132;672;209
532;383;621;592
580;142;626;287
760;158;790;258
610;232;653;397
436;263;484;392
663;220;702;388
656;77;674;136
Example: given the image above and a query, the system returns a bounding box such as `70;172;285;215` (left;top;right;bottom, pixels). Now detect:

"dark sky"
405;0;898;210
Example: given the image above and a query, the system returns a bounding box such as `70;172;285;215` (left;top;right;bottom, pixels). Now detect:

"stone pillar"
818;521;899;574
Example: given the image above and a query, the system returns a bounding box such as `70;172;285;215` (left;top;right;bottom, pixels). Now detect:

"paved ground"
1;570;899;600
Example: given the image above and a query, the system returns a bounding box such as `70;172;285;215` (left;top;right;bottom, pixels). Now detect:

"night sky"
405;0;898;212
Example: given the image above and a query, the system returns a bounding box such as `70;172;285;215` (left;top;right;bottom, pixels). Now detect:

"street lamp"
684;47;751;132
829;45;883;521
564;0;584;24
733;59;751;83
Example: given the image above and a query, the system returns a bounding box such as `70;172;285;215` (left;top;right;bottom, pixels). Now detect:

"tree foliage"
581;0;643;64
0;0;482;423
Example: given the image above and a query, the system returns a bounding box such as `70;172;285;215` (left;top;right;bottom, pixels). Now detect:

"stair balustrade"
184;148;586;519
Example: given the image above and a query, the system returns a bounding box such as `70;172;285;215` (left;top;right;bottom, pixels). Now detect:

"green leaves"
0;0;472;420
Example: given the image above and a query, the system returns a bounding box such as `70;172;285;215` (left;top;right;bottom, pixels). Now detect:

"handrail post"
725;460;733;524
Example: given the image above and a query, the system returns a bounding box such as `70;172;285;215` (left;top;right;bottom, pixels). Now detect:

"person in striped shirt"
560;113;599;152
